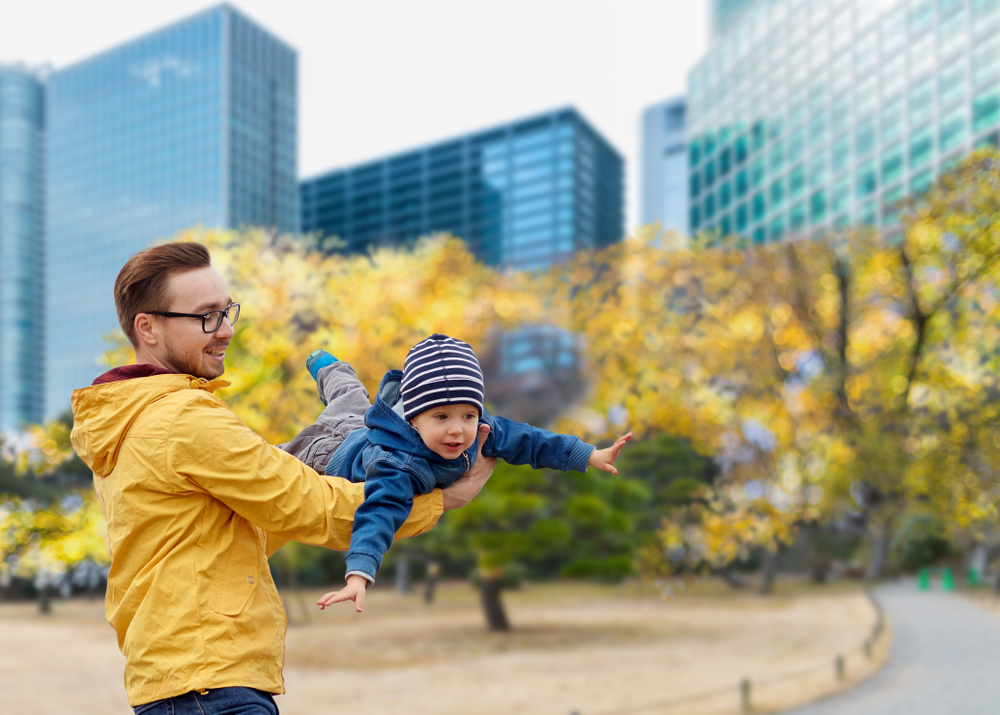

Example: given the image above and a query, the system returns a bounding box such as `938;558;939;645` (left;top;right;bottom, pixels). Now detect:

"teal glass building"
687;0;1000;243
0;65;46;430
300;108;624;271
45;4;297;417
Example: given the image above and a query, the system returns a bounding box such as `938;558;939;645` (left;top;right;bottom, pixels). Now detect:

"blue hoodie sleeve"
344;457;432;581
482;413;594;473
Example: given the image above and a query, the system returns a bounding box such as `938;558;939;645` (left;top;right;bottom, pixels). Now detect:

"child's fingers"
355;589;365;613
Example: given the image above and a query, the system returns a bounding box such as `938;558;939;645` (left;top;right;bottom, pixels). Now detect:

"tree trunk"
38;586;52;615
865;529;892;581
423;561;440;604
479;577;511;631
759;550;778;594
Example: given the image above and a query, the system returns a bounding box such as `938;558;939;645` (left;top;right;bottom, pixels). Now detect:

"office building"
45;4;297;417
0;65;46;430
300;107;624;271
687;0;1000;243
640;96;688;235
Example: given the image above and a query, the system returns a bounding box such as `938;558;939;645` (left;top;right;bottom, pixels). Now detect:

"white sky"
2;0;708;230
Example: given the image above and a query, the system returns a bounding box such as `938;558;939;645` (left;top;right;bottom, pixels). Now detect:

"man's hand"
442;424;495;511
588;432;633;475
317;574;369;613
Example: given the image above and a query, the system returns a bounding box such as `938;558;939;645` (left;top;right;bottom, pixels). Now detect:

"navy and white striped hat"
400;334;485;420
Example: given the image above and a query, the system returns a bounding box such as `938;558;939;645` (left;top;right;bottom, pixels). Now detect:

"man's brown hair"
115;242;212;345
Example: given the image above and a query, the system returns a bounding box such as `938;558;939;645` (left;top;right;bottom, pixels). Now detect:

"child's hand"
588;432;632;475
317;574;370;613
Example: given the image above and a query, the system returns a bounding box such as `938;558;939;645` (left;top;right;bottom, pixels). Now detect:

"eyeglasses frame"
146;302;241;334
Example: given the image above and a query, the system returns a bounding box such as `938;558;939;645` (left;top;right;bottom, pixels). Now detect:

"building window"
789;164;806;198
770;213;786;241
909;125;935;168
752;121;766;151
789;127;806;163
753;191;767;221
810;111;827;145
940;58;967;107
973;89;1000;134
882;98;905;143
855;119;877;158
910;168;934;194
752;226;766;244
832;175;851;214
690;140;702;167
831;96;851;135
790;202;807;232
719;147;732;176
704;159;716;188
752;156;767;188
691;205;701;231
736;202;748;233
720;181;732;211
770;178;785;208
810;189;827;223
856;160;877;198
882;143;905;185
770;141;785;171
858;200;877;226
810;152;828;188
910;78;935;125
832;134;852;173
735;169;749;198
704;193;716;220
940;109;967;152
735;134;749;164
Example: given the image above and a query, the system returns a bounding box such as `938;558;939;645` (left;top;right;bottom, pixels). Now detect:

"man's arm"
166;394;444;554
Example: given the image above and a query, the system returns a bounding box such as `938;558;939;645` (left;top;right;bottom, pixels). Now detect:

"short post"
835;655;845;681
918;567;930;590
741;677;752;713
942;568;954;591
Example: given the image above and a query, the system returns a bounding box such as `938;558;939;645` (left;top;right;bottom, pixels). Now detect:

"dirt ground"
0;579;889;715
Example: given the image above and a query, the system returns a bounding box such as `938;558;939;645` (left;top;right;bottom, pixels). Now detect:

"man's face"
153;266;235;379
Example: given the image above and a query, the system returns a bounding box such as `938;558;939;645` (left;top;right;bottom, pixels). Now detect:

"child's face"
409;403;479;460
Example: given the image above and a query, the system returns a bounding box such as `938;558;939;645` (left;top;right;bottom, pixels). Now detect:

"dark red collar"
92;364;176;385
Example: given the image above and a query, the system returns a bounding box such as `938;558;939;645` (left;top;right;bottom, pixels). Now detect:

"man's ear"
133;313;159;347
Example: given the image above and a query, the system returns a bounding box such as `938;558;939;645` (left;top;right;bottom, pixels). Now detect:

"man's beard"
163;337;227;379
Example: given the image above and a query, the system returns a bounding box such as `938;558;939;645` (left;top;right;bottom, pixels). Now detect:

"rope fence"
568;588;888;715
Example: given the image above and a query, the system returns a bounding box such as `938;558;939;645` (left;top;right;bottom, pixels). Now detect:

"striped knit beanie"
400;334;485;421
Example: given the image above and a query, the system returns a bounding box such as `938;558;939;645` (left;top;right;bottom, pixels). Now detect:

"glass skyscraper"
687;0;1000;244
46;4;297;417
640;96;689;235
300;107;624;271
0;65;46;430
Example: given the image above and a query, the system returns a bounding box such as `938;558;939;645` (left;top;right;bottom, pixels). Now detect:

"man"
70;242;494;714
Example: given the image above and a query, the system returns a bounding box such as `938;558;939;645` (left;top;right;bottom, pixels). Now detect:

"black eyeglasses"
147;303;241;333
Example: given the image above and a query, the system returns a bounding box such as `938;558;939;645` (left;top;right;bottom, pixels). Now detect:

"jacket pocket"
213;516;260;616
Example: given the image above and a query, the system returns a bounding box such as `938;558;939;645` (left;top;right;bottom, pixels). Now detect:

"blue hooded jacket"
326;370;595;580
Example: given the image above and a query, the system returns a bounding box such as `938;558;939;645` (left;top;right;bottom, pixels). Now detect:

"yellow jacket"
71;373;442;706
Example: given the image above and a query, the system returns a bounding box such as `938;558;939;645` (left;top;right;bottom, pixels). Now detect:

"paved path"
787;583;1000;714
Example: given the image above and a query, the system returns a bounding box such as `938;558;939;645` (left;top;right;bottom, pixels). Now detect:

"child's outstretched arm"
317;574;370;613
588;432;633;475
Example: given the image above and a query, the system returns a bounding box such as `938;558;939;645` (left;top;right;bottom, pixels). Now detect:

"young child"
300;334;631;612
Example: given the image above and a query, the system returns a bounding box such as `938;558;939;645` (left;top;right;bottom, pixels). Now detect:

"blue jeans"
133;687;278;715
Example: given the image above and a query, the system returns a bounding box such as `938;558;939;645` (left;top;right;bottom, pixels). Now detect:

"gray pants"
279;361;371;474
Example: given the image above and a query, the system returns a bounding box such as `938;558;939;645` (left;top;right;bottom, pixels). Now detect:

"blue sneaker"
306;350;338;405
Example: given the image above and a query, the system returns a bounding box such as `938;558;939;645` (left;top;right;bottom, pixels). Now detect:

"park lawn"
0;578;888;715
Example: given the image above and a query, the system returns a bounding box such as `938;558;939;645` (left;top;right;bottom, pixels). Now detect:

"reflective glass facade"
46;5;297;417
641;96;689;235
300;108;624;271
688;0;1000;244
0;66;45;429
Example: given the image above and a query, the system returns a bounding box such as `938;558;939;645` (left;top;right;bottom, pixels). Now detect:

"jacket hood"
71;372;229;477
364;370;473;467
